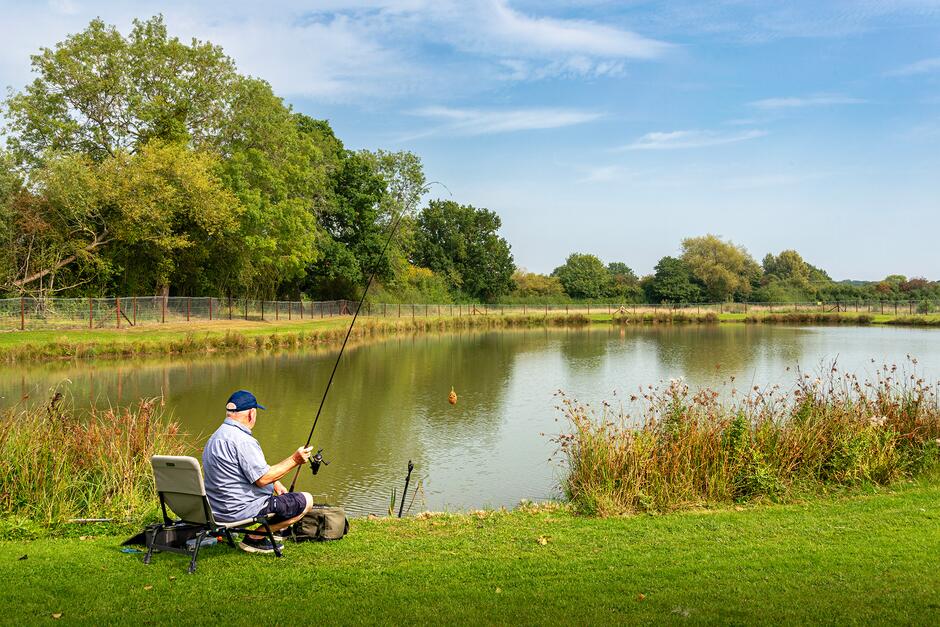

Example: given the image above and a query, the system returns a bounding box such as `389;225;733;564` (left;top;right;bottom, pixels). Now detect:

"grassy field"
2;482;939;624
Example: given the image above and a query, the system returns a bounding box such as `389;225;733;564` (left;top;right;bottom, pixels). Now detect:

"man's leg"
268;492;313;534
246;492;313;540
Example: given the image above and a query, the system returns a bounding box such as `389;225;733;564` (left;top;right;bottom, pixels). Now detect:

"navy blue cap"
225;390;265;412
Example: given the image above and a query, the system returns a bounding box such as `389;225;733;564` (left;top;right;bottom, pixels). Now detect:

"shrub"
556;360;940;515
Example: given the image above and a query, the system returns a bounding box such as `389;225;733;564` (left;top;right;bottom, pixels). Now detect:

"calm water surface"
3;325;939;514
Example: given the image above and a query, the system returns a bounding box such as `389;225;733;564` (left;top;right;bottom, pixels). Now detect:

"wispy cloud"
409;106;604;137
886;57;940;77
749;94;867;109
577;165;626;184
620;129;767;151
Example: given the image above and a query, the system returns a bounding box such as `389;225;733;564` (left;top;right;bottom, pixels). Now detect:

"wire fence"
0;296;936;331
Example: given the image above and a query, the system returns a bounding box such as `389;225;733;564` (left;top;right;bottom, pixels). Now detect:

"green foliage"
4;16;237;164
512;270;565;299
606;261;642;302
552;253;610;299
682;234;760;302
413;200;515;301
645;256;702;303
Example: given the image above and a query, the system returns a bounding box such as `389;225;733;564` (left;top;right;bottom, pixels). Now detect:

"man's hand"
291;446;315;466
273;481;287;495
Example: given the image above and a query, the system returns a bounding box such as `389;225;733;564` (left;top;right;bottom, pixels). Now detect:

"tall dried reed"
0;395;189;526
556;358;940;515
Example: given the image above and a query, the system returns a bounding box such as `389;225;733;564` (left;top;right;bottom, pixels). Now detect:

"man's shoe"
238;535;284;554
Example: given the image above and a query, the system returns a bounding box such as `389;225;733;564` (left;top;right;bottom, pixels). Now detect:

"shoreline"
3;310;940;363
2;481;938;623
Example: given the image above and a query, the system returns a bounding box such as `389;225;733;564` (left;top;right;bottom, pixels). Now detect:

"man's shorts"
259;493;308;523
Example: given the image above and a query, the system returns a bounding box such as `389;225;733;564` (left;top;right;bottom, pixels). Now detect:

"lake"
3;324;938;515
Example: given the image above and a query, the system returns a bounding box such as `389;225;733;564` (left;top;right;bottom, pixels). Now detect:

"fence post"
133;297;137;326
398;303;401;318
229;297;233;320
276;301;279;321
116;297;121;329
20;297;24;331
288;301;292;321
186;297;190;322
412;304;415;318
162;297;166;324
209;298;213;321
90;297;93;329
261;300;265;321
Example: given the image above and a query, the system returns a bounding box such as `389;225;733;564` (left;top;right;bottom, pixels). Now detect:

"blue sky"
1;1;939;280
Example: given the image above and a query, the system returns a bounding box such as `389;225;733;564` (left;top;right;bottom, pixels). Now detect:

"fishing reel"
309;448;330;476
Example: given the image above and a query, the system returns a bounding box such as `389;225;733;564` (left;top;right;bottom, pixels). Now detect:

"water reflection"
2;325;938;513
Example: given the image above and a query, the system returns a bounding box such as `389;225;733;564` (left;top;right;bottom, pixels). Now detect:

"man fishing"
202;390;314;554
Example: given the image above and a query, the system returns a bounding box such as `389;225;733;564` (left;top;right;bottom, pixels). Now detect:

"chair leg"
188;531;207;574
223;529;237;548
259;520;282;558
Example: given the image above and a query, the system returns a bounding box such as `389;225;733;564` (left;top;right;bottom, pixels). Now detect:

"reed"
557;359;940;516
743;312;875;324
0;395;189;531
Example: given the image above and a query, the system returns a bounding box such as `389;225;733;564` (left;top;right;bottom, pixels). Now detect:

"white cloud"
749;94;867;109
886;57;940;76
577;165;625;184
0;1;673;102
621;129;767;151
409;106;604;136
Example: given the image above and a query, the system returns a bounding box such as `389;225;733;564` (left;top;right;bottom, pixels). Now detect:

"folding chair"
147;455;282;573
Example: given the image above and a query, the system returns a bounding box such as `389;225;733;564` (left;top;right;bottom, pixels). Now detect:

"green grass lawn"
3;483;939;625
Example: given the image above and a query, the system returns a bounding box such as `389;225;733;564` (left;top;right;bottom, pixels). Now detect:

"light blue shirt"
202;418;273;522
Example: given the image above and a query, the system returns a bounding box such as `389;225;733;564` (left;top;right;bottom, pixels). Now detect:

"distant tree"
681;234;760;301
413;200;515;301
552;253;610;299
606;261;642;302
512;270;565;298
645;256;702;303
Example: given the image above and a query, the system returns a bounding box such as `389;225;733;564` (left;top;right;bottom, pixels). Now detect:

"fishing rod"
288;208;406;493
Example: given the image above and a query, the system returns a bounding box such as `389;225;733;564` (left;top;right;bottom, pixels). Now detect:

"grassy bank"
3;309;940;364
0;399;188;536
2;482;939;623
559;362;940;516
0;314;591;363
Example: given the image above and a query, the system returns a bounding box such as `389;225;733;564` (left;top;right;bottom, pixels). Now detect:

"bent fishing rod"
287;210;405;492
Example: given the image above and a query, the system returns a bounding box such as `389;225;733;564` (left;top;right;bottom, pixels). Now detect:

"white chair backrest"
151;455;214;525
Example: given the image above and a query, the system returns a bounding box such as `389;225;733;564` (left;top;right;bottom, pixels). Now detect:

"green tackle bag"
288;505;349;542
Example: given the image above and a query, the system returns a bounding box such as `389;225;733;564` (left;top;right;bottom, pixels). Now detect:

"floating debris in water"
448;387;457;405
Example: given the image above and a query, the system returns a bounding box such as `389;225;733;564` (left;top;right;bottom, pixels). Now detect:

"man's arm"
255;446;314;487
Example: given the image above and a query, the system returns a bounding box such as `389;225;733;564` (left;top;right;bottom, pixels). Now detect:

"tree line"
1;17;936;307
513;236;940;305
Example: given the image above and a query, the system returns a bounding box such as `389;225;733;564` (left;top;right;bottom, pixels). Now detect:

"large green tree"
681;235;760;301
552;253;610;299
645;256;702;303
2;16;334;297
413;200;515;301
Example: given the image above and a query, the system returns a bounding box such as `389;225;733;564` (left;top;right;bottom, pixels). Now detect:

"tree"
304;150;388;299
4;143;241;297
512;270;565;299
606;261;642;302
681;235;760;301
552;253;610;299
645;256;702;303
2;16;336;297
413;200;515;301
4;16;238;165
